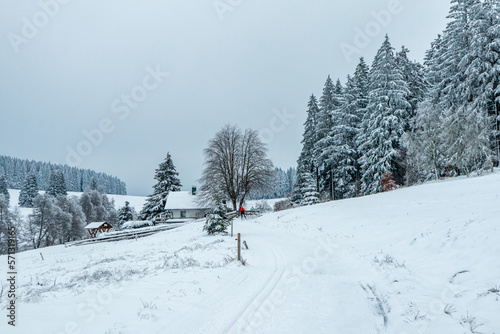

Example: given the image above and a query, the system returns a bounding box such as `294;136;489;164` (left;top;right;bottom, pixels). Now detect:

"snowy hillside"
2;172;500;333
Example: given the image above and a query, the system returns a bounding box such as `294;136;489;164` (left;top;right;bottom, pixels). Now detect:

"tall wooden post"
237;233;241;261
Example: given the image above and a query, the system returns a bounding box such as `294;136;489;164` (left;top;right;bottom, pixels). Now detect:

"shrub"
274;199;292;212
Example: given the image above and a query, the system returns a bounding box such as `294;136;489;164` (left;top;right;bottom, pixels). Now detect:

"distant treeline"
248;167;296;200
0;155;127;195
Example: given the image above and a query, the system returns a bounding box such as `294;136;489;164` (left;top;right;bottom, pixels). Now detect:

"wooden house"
85;222;113;238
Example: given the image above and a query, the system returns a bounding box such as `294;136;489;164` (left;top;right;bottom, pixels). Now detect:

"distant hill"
0;155;127;195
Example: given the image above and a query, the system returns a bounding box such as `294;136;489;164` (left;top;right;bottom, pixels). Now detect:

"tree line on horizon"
0;155;127;195
293;0;500;206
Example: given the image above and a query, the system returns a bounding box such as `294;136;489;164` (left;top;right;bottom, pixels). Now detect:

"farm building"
164;189;209;220
84;222;113;238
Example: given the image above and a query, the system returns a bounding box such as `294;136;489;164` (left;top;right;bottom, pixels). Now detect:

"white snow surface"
2;172;500;333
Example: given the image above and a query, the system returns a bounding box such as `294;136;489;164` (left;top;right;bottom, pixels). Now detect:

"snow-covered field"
2;172;500;333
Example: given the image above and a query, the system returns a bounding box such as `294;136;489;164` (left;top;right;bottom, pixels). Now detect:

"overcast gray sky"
0;0;451;196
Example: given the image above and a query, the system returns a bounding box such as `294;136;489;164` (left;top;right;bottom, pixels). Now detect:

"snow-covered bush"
274;199;292;212
122;220;153;229
252;200;272;213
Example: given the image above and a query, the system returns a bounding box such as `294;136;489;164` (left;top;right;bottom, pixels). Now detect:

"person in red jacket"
239;206;246;219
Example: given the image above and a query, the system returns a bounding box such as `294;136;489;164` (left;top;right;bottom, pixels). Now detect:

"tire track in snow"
158;244;286;334
222;247;287;334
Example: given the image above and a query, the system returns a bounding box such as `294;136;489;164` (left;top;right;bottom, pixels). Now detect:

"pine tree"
466;0;500;165
436;0;495;173
203;202;233;235
47;170;68;197
0;175;9;203
18;173;39;207
329;74;360;199
395;46;427;131
302;95;320;177
140;153;182;221
118;201;134;225
298;171;320;206
315;76;344;199
350;57;371;195
358;35;411;194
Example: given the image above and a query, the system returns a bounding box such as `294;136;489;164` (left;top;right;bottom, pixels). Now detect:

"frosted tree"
437;0;495;173
293;95;321;204
18;173;39;207
0;175;9;203
118;201;134;225
466;0;500;165
358;35;411;194
349;57;371;195
203;202;233;235
65;196;86;241
329;75;360;199
292;165;320;206
315;76;344;199
406;35;447;181
395;46;427;130
47;170;68;197
301;95;320;178
405;100;446;180
79;188;117;225
140;153;182;220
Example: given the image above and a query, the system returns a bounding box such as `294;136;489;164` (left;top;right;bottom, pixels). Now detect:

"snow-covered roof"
84;222;108;229
165;191;208;210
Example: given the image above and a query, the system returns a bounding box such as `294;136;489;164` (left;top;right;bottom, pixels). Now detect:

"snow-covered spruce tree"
301;95;320;179
395;46;427;131
293;95;321;204
349;57;371;196
466;0;500;165
328;74;364;200
297;170;320;206
358;35;411;195
0;175;9;203
140;153;182;221
18;172;39;208
118;201;134;226
47;170;67;197
315;76;344;200
203;202;233;235
436;0;495;174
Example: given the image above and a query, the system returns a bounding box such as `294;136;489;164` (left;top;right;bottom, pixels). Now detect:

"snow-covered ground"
2;172;500;333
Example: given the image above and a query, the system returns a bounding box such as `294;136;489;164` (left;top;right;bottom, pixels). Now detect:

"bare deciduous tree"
200;124;274;211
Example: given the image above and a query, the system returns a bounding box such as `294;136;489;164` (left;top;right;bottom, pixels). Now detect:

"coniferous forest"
293;0;500;205
0;155;127;195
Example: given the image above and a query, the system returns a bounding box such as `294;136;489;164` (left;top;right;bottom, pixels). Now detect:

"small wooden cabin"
85;222;113;238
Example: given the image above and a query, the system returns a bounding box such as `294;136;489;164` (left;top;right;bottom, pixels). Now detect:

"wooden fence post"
237;233;241;261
